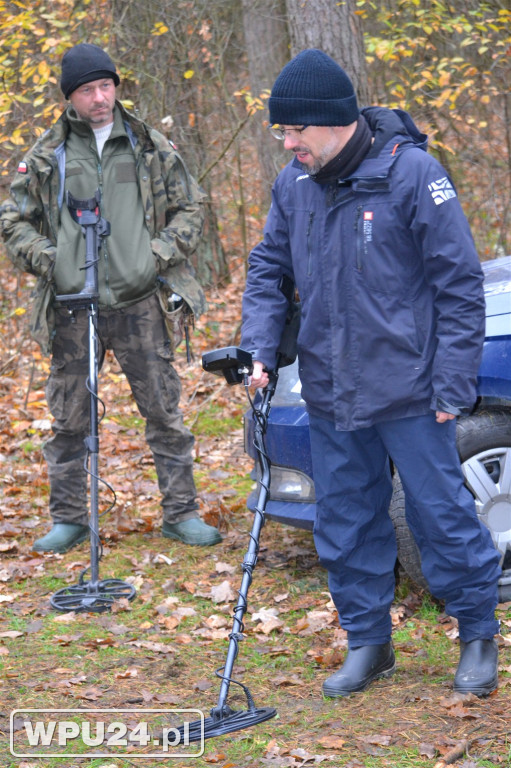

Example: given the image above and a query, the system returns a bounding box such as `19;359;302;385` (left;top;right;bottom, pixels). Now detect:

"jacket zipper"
96;161;111;306
306;212;315;276
354;205;363;270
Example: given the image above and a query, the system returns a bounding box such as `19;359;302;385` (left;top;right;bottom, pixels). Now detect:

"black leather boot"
454;638;498;696
322;642;396;697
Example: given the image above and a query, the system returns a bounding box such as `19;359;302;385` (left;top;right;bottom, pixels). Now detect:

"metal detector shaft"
87;302;100;584
56;191;108;587
214;371;278;714
174;348;284;739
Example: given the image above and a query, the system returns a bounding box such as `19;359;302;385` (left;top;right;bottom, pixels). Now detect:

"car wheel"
389;408;511;603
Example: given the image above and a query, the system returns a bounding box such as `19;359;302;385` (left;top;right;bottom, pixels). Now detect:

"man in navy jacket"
241;49;501;698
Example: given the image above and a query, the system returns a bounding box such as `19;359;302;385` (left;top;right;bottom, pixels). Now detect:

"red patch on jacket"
17;161;28;174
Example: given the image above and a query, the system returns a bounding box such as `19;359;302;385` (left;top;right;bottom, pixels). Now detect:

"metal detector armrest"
202;346;253;385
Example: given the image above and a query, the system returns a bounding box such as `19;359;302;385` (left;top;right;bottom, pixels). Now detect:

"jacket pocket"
45;358;67;421
115;162;137;183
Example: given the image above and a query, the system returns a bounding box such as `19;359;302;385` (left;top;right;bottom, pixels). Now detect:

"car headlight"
269;465;316;502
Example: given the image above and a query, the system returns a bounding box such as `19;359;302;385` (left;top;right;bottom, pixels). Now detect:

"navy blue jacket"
241;107;486;430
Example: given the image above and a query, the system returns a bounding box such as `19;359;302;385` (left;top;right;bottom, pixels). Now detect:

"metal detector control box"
202;346;253;385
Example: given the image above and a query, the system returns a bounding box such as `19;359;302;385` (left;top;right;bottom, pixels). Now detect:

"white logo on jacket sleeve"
428;177;457;205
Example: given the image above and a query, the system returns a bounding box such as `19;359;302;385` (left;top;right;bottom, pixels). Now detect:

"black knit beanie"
269;49;358;127
61;43;120;99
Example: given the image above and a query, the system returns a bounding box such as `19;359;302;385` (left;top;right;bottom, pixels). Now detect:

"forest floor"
0;250;510;768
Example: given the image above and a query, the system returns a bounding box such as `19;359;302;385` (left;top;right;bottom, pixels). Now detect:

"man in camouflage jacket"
0;43;221;552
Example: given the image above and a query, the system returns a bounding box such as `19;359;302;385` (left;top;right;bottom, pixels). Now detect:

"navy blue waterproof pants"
309;412;501;648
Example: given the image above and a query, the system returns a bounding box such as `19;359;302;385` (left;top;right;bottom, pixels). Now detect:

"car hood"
483;255;511;338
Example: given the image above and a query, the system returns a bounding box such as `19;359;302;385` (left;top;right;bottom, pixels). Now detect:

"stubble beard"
295;143;336;175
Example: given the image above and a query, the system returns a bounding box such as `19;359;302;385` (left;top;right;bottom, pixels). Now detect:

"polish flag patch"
17;161;28;174
364;211;373;220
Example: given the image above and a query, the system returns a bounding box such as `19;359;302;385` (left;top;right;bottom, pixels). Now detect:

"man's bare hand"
251;361;269;388
436;411;456;423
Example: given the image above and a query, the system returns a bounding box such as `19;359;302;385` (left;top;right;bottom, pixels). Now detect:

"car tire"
389;408;511;604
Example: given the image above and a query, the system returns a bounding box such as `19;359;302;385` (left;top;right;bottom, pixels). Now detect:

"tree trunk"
110;0;230;288
284;0;371;106
241;0;290;209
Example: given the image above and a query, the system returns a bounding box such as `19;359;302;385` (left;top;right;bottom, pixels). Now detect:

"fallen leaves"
203;613;229;629
209;579;236;604
114;666;138;679
420;742;437;759
252;606;284;634
262;740;330;766
308;646;345;669
1;259;510;768
0;539;19;553
317;734;346;749
357;732;393;747
272;674;305;687
125;640;173;654
291;609;338;635
438;692;482;719
214;561;236;574
53;633;82;644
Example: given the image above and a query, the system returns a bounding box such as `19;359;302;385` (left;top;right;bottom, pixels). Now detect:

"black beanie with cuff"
61;43;120;99
269;48;359;127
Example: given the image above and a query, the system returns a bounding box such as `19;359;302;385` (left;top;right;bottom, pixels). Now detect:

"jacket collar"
340;107;429;183
289;107;429;184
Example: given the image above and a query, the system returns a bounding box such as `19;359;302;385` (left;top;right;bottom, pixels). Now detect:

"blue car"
244;256;511;602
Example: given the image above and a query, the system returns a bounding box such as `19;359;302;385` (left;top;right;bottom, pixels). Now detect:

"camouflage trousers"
43;293;199;526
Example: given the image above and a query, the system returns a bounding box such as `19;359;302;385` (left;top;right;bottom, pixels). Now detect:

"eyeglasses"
268;124;308;140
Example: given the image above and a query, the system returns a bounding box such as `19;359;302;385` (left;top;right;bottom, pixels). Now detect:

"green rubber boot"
162;518;222;546
32;523;89;554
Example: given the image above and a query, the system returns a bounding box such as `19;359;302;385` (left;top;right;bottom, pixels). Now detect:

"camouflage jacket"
0;101;206;354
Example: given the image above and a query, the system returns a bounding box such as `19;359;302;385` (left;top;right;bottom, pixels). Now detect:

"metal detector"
172;346;277;739
174;285;300;740
50;190;136;613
